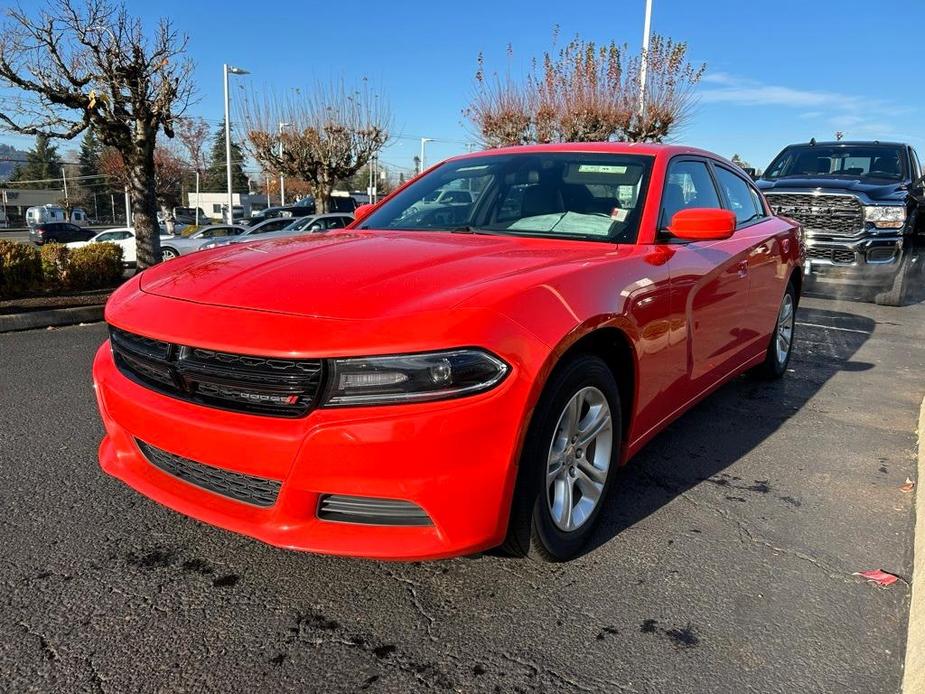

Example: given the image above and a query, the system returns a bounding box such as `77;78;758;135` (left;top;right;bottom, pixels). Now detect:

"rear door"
712;164;785;357
663;157;753;387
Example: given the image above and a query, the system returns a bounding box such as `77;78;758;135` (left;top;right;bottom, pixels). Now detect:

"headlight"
863;205;906;229
324;349;509;406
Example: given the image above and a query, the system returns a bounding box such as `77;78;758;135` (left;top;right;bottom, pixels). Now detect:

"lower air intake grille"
317;494;432;526
136;439;280;507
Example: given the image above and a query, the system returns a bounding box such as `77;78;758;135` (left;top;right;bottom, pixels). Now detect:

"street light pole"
194;170;200;227
420;137;434;173
224;63;250;224
638;0;653;118
278;122;290;206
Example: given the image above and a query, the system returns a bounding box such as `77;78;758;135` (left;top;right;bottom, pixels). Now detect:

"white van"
25;204;66;227
70;207;90;227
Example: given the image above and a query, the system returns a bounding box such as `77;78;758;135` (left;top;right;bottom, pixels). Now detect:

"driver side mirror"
668;208;736;241
353;204;375;224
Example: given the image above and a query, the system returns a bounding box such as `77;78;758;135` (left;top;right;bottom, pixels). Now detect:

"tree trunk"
314;178;334;214
128;147;162;269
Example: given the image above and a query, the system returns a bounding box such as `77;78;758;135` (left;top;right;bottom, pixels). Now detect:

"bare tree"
466;32;704;146
238;80;390;213
175;116;210;173
99;146;186;219
0;0;193;268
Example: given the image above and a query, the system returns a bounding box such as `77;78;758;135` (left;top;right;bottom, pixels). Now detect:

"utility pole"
194;170;201;227
638;0;653;117
62;169;69;211
124;187;131;227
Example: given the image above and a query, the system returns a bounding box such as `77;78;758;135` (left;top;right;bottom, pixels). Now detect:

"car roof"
780;140;908;149
446;142;722;162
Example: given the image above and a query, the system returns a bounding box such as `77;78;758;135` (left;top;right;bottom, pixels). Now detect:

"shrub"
39;242;70;285
66;243;124;290
0;240;42;298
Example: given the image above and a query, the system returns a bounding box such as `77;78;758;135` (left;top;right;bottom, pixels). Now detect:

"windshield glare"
359;152;653;243
763;145;907;181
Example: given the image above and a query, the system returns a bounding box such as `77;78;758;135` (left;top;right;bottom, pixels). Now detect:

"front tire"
874;251;914;306
753;281;797;380
161;247;179;261
502;355;621;562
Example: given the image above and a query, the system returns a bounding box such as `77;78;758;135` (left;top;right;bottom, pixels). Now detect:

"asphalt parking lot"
1;288;923;693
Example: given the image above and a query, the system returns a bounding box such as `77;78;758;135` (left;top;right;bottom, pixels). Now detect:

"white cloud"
698;73;908;140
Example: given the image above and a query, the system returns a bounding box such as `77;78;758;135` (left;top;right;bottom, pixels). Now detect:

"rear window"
764;144;907;181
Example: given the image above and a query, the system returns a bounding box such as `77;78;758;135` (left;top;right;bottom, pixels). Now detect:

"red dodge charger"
93;143;803;561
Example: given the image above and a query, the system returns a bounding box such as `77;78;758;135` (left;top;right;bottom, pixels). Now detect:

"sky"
3;0;924;174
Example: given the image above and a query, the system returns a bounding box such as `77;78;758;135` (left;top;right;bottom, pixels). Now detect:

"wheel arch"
526;323;639;462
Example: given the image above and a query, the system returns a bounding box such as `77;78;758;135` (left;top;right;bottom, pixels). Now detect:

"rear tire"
753;281;797;380
502;355;621;562
161;247;179;261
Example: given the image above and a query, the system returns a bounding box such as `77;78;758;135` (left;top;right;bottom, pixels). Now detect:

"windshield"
359;152;653;243
763;144;907;181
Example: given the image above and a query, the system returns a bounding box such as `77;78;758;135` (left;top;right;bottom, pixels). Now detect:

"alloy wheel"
776;292;795;365
546;386;613;532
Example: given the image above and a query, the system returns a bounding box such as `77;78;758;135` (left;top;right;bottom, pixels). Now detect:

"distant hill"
0;143;28;181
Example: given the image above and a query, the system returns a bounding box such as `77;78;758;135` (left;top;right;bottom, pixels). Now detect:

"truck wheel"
874;253;914;306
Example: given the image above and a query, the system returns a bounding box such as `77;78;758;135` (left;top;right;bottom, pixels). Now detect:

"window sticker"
578;164;628;174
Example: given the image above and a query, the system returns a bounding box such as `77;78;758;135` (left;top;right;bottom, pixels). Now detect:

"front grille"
136;439;280;507
317;494;432;526
110;327;324;417
765;193;863;238
806;246;856;265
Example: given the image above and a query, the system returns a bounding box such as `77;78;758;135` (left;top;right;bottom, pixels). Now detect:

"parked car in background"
758;140;924;305
158;224;247;260
248;196;358;224
212;214;355;249
172;207;209;226
66;227;175;266
29;222;94;245
94;143;802;562
198;216;299;249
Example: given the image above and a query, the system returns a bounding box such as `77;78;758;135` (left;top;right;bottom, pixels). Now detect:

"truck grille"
806;246;857;265
109;327;324;417
136;439;280;507
765;193;863;238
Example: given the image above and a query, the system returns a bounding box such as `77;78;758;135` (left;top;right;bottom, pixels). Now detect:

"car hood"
757;176;908;202
139;230;616;320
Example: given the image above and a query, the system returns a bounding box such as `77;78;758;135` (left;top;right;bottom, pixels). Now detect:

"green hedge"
66;243;124;290
0;241;42;298
39;243;70;285
0;240;124;298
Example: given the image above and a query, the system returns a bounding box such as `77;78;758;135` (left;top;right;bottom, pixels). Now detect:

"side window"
714;167;764;225
660;160;722;228
96;232;116;242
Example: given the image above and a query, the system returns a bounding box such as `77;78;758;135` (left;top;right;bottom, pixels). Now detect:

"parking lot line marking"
796;322;871;335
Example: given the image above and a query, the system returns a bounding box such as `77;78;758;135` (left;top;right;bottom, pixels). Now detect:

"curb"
904;396;925;693
0;305;104;333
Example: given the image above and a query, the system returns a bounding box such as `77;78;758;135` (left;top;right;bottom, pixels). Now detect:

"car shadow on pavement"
580;306;876;558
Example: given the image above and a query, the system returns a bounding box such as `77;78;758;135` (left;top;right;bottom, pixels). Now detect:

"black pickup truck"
757;140;925;305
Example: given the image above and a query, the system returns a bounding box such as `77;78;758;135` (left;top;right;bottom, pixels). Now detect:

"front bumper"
804;233;904;284
93;338;537;560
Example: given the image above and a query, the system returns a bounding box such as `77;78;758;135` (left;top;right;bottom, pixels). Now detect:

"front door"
661;158;752;391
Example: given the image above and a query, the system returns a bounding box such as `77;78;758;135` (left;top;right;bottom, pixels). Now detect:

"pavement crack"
676;490;853;581
18;621;58;662
501;652;638;693
384;569;438;642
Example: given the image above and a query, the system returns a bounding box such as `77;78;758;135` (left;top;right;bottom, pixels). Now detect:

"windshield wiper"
448;226;511;236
